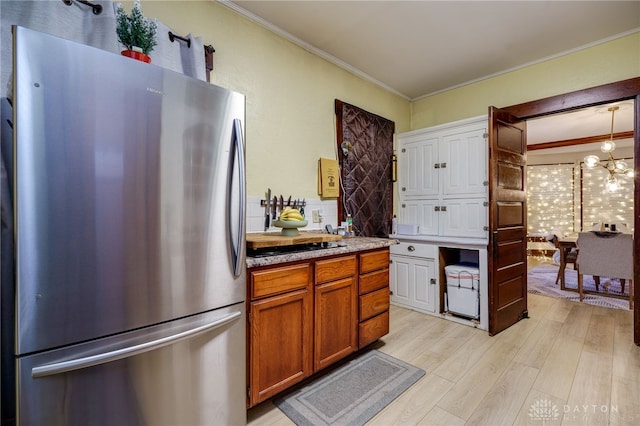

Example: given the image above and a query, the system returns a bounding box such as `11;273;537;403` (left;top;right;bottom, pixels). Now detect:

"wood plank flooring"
247;261;640;425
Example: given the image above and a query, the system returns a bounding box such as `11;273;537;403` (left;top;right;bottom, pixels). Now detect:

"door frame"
498;77;640;345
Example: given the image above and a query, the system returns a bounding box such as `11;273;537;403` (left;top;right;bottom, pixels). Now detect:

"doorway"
499;77;640;344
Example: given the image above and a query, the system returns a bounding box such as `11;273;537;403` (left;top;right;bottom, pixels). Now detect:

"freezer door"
13;27;246;355
17;304;246;426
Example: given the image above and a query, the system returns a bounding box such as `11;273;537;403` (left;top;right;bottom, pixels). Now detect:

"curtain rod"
61;0;102;15
168;31;191;48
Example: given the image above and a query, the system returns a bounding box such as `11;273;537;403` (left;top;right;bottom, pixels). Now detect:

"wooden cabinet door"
249;287;312;406
314;277;357;371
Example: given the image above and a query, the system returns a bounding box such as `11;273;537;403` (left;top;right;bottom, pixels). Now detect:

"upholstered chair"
576;232;634;309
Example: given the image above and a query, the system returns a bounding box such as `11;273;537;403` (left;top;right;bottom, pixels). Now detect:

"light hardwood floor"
247;261;640;426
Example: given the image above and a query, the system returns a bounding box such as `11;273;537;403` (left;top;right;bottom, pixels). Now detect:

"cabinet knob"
430;278;437;285
483;226;489;231
434;163;440;169
440;162;447;168
434;206;440;212
441;206;447;212
483;201;489;207
401;203;406;208
401;187;406;191
483;181;489;186
407;245;416;252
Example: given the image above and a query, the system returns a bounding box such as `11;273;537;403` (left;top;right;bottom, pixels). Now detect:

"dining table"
558;233;579;290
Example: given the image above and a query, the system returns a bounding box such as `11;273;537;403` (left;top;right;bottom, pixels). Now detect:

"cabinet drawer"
359;268;389;295
359;249;389;274
315;255;357;284
251;263;311;299
359;311;389;348
390;241;436;258
359;288;390;321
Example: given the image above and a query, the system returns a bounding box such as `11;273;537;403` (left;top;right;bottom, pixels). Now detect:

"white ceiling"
223;0;638;146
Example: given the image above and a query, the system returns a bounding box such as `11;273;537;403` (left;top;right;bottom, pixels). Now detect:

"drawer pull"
407;245;416;252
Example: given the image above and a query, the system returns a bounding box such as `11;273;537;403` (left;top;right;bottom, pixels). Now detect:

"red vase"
121;50;151;63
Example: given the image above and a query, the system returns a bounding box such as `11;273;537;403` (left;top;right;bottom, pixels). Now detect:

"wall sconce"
583;106;634;193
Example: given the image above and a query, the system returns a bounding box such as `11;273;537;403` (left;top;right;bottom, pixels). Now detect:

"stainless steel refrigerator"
8;26;246;425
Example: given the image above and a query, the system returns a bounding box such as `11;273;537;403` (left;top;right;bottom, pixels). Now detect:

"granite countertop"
246;236;398;268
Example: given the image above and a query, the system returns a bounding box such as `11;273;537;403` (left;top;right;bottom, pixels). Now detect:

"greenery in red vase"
115;0;157;55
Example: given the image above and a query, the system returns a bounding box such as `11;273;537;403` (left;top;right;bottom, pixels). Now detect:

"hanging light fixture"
583;106;634;192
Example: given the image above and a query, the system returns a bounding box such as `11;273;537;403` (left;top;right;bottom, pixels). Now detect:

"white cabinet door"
389;255;436;313
399;135;439;198
440;199;488;238
400;199;439;236
440;126;487;197
389;255;411;307
401;198;488;238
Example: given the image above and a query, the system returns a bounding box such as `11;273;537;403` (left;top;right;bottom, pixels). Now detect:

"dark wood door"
488;106;528;335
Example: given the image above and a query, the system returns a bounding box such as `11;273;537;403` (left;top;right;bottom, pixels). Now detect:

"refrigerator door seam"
31;311;242;378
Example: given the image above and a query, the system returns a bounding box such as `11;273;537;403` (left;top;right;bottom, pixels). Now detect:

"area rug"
274;349;425;426
528;264;631;310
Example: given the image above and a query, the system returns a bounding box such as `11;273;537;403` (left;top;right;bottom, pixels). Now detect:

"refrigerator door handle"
31;311;242;378
230;118;246;278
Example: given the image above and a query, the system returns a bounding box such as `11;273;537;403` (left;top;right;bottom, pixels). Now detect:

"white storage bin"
445;263;480;319
397;224;420;235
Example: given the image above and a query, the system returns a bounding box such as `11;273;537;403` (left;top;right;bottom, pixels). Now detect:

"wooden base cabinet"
314;256;358;371
248;263;313;407
358;249;390;348
247;249;391;407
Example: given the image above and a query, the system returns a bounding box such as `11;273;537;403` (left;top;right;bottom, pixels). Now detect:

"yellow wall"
139;1;410;199
411;32;640;129
138;2;639;199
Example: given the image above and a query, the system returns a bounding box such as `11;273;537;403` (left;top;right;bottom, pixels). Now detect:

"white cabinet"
389;242;437;314
390;239;489;331
397;116;488;239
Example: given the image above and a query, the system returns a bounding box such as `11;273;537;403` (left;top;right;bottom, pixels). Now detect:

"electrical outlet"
312;209;322;223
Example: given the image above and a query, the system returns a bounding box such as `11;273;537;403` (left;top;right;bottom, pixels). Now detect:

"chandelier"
583;106;634;193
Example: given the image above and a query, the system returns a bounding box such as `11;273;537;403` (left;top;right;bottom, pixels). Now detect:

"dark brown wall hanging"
335;99;395;237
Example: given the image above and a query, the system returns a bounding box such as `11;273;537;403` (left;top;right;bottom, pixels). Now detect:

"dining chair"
576;232;634;309
547;232;577;286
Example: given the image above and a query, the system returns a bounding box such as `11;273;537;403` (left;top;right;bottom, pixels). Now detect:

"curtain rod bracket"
61;0;102;15
168;31;191;48
204;45;215;80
